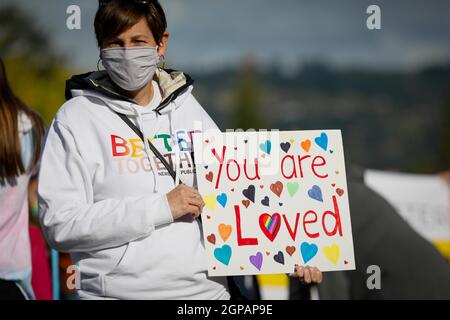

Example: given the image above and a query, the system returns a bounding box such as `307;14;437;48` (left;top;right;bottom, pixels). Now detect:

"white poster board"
193;130;355;276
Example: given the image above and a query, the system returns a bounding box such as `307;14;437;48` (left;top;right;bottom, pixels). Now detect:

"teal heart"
214;244;232;266
216;193;227;208
314;132;328;151
300;242;318;264
287;182;299;197
259;140;272;154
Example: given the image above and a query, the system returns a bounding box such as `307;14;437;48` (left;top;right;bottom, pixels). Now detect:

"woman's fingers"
292;265;322;284
312;267;323;284
188;194;204;209
303;266;312;284
186;204;201;218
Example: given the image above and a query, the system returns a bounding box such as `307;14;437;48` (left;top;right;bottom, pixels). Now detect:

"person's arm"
38;119;174;253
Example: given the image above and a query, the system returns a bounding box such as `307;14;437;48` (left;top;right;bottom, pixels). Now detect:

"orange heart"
301;139;311;152
218;224;232;242
242;200;250;208
205;171;213;182
207;233;216;245
286;246;296;256
266;251;270;256
270;181;283;197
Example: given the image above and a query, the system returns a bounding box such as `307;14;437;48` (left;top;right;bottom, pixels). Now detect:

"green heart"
287;182;299;197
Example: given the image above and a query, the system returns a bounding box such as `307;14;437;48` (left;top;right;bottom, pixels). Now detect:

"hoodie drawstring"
134;107;159;193
170;102;181;186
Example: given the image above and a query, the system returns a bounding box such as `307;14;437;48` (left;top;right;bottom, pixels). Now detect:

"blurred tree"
0;4;72;125
232;56;265;130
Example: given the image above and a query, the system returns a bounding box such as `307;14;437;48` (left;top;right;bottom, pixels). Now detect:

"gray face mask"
100;46;159;91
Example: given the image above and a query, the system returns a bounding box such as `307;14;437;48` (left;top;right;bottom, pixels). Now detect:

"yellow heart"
289;139;294;143
323;244;340;265
218;224;232;242
203;194;217;211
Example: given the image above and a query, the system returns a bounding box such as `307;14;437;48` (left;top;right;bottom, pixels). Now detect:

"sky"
1;0;450;73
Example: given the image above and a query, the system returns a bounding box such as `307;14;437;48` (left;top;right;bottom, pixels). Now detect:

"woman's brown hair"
94;0;167;48
0;57;45;181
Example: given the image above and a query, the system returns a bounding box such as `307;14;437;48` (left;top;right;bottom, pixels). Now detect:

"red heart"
331;183;336;187
344;260;348;265
260;185;264;189
231;188;235;192
205;171;213;182
206;215;211;220
207;233;216;245
242;200;250;208
205;139;209;143
270;181;283;197
259;213;281;242
336;188;345;197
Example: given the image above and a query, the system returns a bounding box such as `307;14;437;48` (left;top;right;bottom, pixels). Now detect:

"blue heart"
308;185;323;202
314;132;328;151
300;242;318;264
216;193;227;208
214;244;232;266
260;140;272;154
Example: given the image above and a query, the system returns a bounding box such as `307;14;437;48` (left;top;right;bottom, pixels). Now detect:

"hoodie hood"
65;68;194;116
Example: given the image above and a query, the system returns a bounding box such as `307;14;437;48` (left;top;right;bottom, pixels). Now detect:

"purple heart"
308;185;323;202
249;252;263;271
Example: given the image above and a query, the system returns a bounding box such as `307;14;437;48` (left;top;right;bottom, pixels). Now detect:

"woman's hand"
166;184;205;220
290;264;323;284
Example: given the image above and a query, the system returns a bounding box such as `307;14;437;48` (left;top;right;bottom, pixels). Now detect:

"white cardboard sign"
193;130;355;276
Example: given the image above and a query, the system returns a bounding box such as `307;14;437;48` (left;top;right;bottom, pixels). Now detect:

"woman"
0;57;45;299
38;0;322;299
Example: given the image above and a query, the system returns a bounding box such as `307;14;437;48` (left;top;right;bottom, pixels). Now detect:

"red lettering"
312;155;328;179
111;135;129;157
303;210;320;238
297;154;311;178
243;158;260;181
282;213;300;241
226;159;240;181
321;196;343;237
235;205;258;246
211;146;226;189
281;155;297;179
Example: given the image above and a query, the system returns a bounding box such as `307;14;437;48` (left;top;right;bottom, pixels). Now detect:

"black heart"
280;142;291;153
261;196;270;207
273;251;284;265
242;185;255;203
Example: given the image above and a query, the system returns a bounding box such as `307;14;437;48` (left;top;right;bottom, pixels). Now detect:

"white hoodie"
37;69;230;299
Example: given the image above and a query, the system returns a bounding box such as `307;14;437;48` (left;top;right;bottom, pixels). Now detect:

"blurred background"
0;0;449;299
